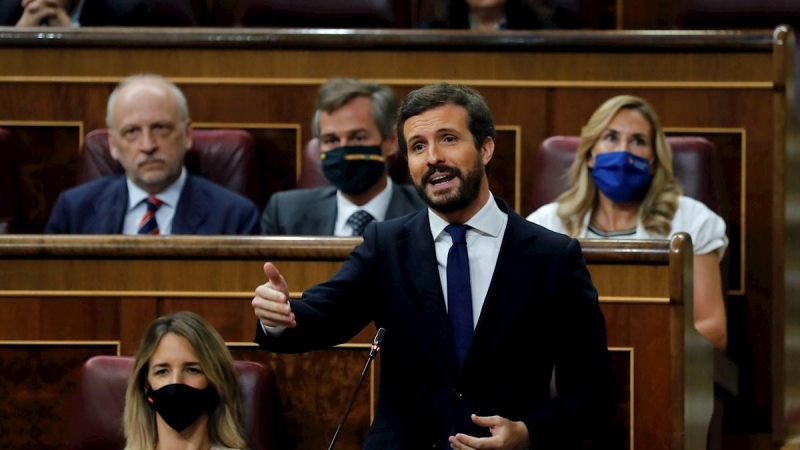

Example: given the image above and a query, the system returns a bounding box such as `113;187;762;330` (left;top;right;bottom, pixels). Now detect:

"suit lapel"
401;210;460;374
90;177;128;233
304;193;337;235
468;209;539;366
386;183;415;219
173;175;207;234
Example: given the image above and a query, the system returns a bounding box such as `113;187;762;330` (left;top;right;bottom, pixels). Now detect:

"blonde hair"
123;311;246;450
555;95;682;237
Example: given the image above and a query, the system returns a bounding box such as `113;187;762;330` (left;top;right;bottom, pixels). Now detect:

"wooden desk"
0;234;710;450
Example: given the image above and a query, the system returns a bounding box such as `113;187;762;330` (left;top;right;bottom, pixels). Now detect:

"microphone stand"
326;328;386;450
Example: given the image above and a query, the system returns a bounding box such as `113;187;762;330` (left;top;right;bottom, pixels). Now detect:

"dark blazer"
260;183;425;235
255;197;618;449
45;174;260;234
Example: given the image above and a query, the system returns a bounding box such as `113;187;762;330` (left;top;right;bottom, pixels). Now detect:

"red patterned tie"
137;196;162;235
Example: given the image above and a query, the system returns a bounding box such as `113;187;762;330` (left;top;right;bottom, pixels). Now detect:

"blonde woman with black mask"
124;311;247;450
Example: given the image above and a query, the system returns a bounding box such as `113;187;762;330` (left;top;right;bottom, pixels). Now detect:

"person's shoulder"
526;202;558;219
515;210;572;244
61;175;125;199
268;185;337;204
394;183;427;206
525;202;565;231
188;175;256;207
673;195;727;256
675;195;722;221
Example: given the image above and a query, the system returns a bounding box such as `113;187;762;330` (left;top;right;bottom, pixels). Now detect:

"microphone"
326;327;386;450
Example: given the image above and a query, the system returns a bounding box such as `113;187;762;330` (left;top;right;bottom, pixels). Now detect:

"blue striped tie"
137;196;162;235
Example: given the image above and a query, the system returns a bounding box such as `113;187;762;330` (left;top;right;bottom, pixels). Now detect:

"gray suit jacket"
260;183;425;235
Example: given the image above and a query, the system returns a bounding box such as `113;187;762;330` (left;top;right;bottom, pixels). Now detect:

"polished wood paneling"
0;343;119;450
229;345;377;450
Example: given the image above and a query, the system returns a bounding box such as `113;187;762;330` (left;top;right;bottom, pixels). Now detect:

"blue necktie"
137;196;162;235
445;223;474;367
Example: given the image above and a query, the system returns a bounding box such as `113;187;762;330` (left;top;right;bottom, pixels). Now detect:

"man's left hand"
448;414;530;450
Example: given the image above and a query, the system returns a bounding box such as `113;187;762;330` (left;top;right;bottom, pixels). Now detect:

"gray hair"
106;74;190;129
311;78;398;140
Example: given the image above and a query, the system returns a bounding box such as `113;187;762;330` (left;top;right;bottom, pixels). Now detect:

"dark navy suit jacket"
259;183;425;235
255;197;618;449
45;174;260;235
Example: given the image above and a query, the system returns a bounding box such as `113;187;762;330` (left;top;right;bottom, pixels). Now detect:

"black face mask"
321;145;386;195
146;383;219;432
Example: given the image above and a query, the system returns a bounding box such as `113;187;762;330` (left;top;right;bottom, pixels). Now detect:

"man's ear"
108;132;120;161
184;120;193;150
480;136;495;166
381;126;399;158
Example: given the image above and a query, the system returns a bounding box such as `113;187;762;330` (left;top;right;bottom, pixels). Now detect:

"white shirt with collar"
122;168;187;235
70;0;85;26
429;193;508;328
334;178;395;236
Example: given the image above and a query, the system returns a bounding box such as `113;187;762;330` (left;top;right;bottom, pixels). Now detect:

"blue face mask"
590;151;653;203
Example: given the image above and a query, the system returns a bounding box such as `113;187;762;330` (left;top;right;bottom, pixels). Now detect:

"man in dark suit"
252;83;617;449
45;74;259;235
260;78;425;236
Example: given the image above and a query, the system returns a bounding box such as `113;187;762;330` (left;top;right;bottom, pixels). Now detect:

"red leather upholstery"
233;0;411;28
296;138;411;189
79;0;207;26
77;129;260;207
525;135;724;216
67;355;276;450
0;128;13;233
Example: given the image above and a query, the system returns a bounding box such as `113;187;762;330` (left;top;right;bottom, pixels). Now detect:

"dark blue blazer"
45;174;260;235
255;197;618;449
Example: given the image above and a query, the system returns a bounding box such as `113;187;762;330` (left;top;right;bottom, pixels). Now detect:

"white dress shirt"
122;168;186;235
70;0;85;26
334;178;394;236
429;194;508;328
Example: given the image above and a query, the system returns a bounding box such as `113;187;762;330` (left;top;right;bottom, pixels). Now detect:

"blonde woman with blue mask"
527;95;728;350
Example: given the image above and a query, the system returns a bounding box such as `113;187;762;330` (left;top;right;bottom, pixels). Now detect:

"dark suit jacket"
45;174;260;234
255;197;618;449
260;183;425;235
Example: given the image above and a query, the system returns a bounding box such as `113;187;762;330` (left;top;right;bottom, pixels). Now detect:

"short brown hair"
311;78;399;140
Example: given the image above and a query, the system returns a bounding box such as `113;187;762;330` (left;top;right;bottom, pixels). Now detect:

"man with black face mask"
260;78;425;236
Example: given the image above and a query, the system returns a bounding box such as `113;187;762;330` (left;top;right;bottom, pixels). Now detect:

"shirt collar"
70;0;85;26
126;167;187;212
429;193;506;240
336;177;394;222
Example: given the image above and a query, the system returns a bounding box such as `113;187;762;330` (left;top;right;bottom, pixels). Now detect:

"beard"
413;156;484;214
